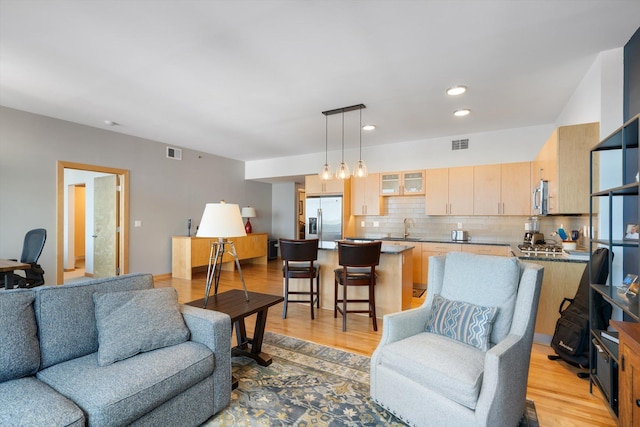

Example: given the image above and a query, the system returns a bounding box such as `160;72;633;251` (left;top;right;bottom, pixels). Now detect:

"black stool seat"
334;241;381;331
279;239;320;319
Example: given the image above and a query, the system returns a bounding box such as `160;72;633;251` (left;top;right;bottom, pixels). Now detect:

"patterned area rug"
202;332;538;426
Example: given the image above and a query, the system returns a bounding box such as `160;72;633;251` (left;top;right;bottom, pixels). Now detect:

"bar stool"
279;238;320;319
334;240;382;331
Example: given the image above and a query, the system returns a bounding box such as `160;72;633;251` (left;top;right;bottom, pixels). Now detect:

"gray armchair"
370;252;543;427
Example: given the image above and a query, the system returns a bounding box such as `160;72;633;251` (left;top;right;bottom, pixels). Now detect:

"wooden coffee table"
187;290;284;367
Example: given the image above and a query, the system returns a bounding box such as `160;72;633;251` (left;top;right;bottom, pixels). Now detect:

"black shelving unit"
588;114;639;418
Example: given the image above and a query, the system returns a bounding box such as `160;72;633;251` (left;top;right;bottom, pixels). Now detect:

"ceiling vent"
166;146;182;160
451;139;469;150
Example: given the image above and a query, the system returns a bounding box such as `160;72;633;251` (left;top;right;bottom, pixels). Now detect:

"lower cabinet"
421;243;462;285
613;321;640;426
172;234;268;279
461;244;512;257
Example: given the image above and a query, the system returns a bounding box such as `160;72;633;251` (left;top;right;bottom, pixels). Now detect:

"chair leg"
316;270;321;309
370;281;377;331
282;276;289;319
309;276;314;320
342;282;348;332
334;278;338;318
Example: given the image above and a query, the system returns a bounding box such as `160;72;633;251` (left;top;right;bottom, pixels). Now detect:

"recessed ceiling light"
446;85;467;96
362;124;376;131
453;109;471;117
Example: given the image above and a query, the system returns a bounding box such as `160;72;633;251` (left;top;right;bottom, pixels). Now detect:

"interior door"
93;175;118;278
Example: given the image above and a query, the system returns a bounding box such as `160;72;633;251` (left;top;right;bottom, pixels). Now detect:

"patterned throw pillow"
426;294;498;351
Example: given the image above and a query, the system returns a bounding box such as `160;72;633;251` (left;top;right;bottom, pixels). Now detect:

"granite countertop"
345;237;589;263
320;241;414;254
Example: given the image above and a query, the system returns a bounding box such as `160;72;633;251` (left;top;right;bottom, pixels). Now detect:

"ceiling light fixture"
454;109;471;117
319;114;333;181
320;103;366;180
446;85;467;96
335;111;350;179
362;124;376;131
353;108;368;178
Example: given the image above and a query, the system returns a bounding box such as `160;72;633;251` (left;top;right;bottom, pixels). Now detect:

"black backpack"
549;248;612;369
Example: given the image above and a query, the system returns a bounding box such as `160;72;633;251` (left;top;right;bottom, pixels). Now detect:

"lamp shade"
196;203;247;238
241;207;256;218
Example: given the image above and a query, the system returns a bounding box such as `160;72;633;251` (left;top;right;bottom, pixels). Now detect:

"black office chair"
9;228;47;288
334;240;382;332
280;238;320;319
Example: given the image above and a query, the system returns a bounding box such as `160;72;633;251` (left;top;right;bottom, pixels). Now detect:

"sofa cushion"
0;289;39;382
0;376;85;427
93;287;190;366
426;294;497;351
440;252;520;344
378;332;485;410
37;341;214;427
35;273;154;369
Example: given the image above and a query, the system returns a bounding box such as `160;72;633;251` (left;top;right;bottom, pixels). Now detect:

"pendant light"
353;108;368;178
318;114;333;180
335;111;350;179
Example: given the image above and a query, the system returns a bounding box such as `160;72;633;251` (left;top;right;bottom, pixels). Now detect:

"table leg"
231;308;273;366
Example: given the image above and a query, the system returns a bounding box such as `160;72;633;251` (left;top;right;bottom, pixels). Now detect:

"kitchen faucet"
404;218;412;238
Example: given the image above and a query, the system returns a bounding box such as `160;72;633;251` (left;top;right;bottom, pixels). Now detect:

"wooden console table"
172;233;268;279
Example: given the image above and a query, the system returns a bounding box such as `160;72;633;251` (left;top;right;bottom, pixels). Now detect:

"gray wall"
0;106;272;280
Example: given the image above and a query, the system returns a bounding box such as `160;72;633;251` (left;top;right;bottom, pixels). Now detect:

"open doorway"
56;161;129;284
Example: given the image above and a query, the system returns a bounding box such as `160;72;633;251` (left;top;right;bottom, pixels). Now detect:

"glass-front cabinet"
380;170;425;196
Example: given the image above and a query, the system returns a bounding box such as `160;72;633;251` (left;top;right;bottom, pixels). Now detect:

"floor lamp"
196;202;249;307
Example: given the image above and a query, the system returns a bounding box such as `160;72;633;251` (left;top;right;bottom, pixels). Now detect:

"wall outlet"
361;221;365;227
134;220;142;227
373;221;379;227
458;222;463;229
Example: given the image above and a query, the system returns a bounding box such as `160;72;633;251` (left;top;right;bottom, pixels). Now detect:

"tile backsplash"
354;196;593;247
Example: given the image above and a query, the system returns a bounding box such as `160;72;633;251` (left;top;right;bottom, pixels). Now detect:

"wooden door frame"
56;161;130;284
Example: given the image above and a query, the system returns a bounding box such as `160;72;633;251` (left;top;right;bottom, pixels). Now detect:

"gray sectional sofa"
0;273;232;427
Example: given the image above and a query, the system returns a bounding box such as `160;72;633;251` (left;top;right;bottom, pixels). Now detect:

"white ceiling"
1;1;639;163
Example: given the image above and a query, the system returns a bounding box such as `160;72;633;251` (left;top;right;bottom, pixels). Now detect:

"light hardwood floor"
155;259;617;427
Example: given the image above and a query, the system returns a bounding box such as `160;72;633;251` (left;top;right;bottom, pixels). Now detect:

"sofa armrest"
475;333;531;426
180;305;232;413
180;305;231;353
379;307;430;346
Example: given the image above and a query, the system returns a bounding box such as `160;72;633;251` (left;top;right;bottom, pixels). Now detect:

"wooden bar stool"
334;240;382;331
279;238;320;319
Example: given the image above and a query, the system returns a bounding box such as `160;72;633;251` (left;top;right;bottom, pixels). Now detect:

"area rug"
202;332;538;426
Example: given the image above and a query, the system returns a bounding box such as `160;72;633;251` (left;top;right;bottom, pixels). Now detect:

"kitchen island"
284;243;414;319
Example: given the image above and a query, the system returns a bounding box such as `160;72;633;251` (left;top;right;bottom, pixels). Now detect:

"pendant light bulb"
353;108;368;178
336;111;349;179
319;113;333;180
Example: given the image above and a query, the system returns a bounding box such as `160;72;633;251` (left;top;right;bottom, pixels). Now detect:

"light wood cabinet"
380;170;425;196
613;321;640;427
473;162;532;215
501;162;532;215
421;243;461;284
352;173;382;215
305;175;349;195
172;233;268;279
533;122;599;214
461;244;511;257
383;240;422;285
425;167;473;215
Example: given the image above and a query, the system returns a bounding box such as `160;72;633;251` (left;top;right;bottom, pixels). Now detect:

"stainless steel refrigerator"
305;196;343;249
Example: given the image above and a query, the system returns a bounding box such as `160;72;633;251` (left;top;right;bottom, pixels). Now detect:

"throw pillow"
426;294;498;351
93;287;190;366
0;290;40;382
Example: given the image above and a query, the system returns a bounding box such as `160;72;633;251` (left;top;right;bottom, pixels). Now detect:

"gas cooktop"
517;243;563;255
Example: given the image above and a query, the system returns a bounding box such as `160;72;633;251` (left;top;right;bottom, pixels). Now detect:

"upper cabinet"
305;175;350;195
380;170;425;196
533;122;599;214
425;166;473;215
351;173;383;216
473;162;531;215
